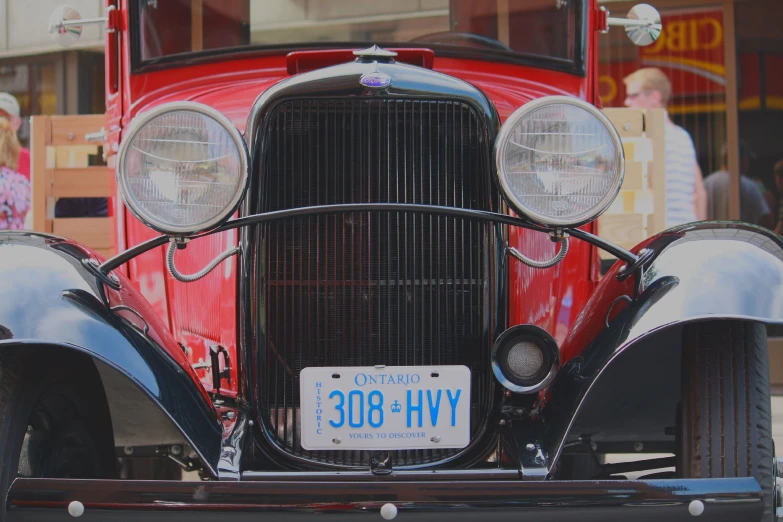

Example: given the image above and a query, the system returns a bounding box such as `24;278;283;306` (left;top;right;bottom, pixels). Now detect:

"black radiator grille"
258;98;493;467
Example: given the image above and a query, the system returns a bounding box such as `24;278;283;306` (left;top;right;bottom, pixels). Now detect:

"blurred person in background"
0;117;30;230
704;142;772;227
0;93;29;180
623;67;707;227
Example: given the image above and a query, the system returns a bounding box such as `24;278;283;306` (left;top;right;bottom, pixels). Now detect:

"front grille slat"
260;98;491;468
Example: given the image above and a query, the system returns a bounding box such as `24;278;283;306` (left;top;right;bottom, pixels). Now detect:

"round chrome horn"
492;325;559;394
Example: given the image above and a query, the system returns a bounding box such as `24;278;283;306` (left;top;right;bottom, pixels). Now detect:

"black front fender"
544;222;783;471
0;232;222;476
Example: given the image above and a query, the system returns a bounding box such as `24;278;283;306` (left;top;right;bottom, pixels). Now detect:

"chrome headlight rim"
494;95;625;228
116;100;250;236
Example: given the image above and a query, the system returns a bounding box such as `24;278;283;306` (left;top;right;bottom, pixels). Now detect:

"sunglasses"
625;90;653;100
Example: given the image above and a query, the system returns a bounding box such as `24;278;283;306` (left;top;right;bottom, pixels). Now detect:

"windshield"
133;0;585;73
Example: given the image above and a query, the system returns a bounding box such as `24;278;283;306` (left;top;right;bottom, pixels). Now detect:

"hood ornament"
356;46;395;89
353;45;398;59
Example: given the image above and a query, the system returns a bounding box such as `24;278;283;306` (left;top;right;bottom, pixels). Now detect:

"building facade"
0;0;107;148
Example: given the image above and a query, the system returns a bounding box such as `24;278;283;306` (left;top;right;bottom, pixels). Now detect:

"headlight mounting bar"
98;202;639;274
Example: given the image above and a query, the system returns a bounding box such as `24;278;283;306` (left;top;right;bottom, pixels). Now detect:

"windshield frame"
128;1;587;76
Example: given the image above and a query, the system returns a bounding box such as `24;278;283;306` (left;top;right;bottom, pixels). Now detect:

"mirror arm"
57;16;108;27
607;18;658;28
49;5;116;35
599;4;662;46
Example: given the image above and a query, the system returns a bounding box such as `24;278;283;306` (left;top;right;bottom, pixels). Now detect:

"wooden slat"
603;108;644;138
53;218;112;249
622;141;636;160
52;167;111;198
192;0;203;52
49;115;106;146
30;116;52;233
597;213;645;244
54;145;100;169
497;0;510;47
645;109;668;235
621;161;644;191
723;0;740;220
770;337;783;395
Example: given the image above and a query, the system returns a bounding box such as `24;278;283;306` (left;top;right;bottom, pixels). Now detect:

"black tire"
555;453;604;479
0;350;115;519
679;321;774;519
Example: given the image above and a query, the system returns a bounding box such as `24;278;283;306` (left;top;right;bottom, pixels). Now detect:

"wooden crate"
597;108;667;260
30;115;113;259
769;337;783;395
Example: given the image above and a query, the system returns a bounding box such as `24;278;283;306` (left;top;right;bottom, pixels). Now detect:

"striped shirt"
664;122;698;228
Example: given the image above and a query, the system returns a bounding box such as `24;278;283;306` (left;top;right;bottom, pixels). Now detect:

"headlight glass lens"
119;106;247;235
496;99;623;226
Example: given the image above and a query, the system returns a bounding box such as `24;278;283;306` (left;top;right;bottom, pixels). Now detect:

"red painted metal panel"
111;0;604;387
164;227;239;396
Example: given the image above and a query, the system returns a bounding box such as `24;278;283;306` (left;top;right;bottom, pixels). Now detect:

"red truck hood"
131;57;587;135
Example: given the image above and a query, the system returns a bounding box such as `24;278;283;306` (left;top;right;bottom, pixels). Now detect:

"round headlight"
117;102;249;235
495;96;624;227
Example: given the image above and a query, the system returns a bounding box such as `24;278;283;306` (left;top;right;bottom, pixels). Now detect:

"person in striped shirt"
623;68;707;228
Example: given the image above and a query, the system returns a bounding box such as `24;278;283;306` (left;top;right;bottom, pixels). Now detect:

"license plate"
299;365;471;451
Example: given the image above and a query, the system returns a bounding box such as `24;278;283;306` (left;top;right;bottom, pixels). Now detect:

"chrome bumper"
7;476;765;521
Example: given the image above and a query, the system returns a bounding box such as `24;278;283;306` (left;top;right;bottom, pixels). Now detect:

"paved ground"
773;396;783;452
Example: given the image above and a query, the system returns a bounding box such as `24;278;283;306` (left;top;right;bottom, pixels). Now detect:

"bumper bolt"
634;442;644;452
688;500;704;517
123;446;134;456
431;436;441;443
332;437;342;445
68;501;84;518
380;503;398;520
170;445;182;456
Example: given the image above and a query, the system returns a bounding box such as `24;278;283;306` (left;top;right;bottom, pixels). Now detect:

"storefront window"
599;5;732;224
0;61;58;148
600;1;783;232
735;0;783;234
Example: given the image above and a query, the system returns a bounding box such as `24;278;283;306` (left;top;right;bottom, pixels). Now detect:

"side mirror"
603;4;663;47
48;4;114;48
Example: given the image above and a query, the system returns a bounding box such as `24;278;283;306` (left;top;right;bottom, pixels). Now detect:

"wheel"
0;350;115;517
678;321;774;519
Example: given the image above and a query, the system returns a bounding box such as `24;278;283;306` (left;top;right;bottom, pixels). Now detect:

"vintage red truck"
0;1;781;520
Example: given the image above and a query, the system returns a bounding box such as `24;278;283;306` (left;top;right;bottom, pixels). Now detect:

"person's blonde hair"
623;67;673;106
0;117;19;170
